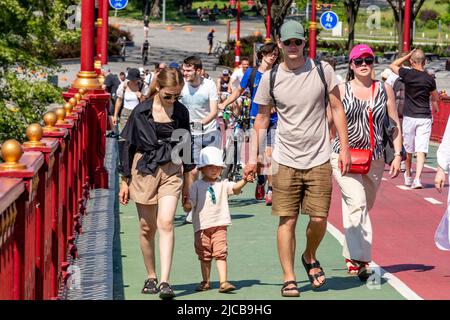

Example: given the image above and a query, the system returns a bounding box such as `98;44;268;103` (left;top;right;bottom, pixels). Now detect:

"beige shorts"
272;161;332;217
129;153;183;205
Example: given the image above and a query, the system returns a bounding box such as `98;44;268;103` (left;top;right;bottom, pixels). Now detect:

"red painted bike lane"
328;165;450;300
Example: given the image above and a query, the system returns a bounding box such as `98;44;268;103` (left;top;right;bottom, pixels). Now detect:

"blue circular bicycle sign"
109;0;128;10
320;11;338;30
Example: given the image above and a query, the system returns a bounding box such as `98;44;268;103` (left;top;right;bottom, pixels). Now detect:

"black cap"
127;68;140;81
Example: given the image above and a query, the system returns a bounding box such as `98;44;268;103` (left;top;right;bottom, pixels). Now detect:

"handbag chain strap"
368;82;375;153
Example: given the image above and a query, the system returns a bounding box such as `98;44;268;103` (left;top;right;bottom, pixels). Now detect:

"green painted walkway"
113;184;405;300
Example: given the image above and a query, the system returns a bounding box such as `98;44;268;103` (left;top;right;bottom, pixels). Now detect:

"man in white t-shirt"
228;57;249;93
181;56;220;222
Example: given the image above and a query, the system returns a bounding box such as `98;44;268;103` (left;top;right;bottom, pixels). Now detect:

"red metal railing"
0;89;109;300
432;96;450;143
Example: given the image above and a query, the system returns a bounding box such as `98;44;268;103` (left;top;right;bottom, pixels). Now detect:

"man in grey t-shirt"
244;20;351;297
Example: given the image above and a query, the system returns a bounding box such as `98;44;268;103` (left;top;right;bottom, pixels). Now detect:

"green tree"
0;0;68;143
0;0;75;73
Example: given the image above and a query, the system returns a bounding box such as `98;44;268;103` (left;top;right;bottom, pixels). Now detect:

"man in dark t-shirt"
102;69;121;137
390;48;440;189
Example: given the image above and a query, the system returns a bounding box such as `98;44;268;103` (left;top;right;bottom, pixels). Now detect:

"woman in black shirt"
118;68;194;299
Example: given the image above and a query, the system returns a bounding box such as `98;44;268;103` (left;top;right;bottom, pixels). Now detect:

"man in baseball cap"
246;19;351;297
279;19;305;42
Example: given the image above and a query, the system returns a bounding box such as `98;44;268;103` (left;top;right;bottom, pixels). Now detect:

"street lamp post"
309;0;317;58
235;0;241;67
403;0;411;52
266;0;271;42
73;0;101;89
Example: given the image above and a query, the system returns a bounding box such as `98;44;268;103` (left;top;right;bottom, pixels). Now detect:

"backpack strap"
313;58;329;107
269;64;279;107
248;67;258;97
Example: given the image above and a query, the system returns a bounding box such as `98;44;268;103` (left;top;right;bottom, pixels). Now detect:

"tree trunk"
151;0;161;18
344;1;361;51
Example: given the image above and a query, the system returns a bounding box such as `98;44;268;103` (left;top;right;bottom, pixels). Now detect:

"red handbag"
348;82;376;175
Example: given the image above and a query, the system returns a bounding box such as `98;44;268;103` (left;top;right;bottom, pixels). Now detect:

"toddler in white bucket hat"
183;146;253;293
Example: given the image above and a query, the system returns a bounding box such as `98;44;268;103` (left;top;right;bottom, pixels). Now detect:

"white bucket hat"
197;146;226;169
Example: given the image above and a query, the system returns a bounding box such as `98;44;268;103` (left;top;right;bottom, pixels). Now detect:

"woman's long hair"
147;67;185;99
346;63;355;82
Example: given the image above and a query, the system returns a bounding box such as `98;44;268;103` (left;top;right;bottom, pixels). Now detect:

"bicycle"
221;99;251;182
213;41;231;58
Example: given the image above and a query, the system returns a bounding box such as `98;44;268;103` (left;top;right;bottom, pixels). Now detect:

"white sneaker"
184;211;193;224
411;179;423;189
404;173;413;186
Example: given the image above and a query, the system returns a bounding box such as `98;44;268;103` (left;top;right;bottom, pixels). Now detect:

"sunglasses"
282;39;303;46
207;186;216;205
352;57;375;66
162;93;182;100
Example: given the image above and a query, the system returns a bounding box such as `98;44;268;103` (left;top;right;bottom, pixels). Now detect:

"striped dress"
332;81;387;160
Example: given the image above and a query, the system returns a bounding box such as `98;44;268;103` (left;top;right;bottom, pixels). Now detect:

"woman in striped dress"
330;44;403;281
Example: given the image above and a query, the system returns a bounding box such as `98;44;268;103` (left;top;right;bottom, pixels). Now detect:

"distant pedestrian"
183;146;252;293
229;57;249;93
113;68;147;131
207;29;215;55
219;42;280;205
102;69;121;137
118;67;195;299
390;49;440;189
119;71;126;84
434;116;450;250
144;15;149;38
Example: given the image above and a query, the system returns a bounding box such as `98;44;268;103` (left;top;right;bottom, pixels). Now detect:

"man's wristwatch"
394;152;402;157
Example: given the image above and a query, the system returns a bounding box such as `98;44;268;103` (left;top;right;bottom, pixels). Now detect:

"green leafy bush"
425;20;439;30
0;72;63;144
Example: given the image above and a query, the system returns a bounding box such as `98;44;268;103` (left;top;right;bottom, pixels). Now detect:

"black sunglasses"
352;57;375;66
162;93;182;100
282;39;303;46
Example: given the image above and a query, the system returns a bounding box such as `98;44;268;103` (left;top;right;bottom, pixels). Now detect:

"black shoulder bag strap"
313;58;329;107
248;67;258;97
269;63;279;107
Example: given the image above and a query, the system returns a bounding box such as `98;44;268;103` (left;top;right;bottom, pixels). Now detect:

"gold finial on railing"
74;93;82;103
55;108;68;125
68;97;77;107
0;139;27;171
23;123;45;147
78;88;87;96
64;102;76;117
43;111;60;133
